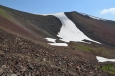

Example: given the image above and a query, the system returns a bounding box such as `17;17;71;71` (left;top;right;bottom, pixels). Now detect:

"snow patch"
96;56;115;62
45;38;56;43
48;43;68;46
45;37;68;46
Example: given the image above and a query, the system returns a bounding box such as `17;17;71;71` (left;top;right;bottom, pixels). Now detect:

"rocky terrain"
0;5;115;76
1;29;115;76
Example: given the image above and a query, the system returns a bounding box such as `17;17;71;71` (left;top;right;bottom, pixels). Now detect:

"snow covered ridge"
96;56;115;62
41;12;101;46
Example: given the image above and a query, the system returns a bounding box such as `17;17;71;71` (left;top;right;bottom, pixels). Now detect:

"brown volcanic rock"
0;5;62;42
65;12;115;47
0;28;115;76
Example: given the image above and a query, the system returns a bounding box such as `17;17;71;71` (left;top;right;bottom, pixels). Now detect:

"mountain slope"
0;5;62;42
1;5;115;47
1;27;115;76
0;5;115;76
65;12;115;47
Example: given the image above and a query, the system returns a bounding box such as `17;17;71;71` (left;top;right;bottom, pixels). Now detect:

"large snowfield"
44;12;100;46
53;12;101;43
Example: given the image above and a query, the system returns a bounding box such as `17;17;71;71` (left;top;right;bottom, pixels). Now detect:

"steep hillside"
1;27;115;76
0;5;115;76
65;12;115;47
0;5;62;42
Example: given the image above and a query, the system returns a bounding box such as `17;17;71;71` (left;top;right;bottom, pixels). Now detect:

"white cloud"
100;8;115;15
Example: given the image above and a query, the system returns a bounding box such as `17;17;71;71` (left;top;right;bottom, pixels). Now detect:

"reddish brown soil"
0;15;46;42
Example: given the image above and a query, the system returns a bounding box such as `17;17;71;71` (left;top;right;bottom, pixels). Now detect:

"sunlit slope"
65;12;115;47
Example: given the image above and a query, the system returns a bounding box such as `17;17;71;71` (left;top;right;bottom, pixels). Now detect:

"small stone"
1;65;7;69
43;58;46;61
28;73;31;76
28;64;34;70
76;66;80;71
11;74;18;76
90;71;93;74
0;68;3;75
36;54;39;57
20;66;27;72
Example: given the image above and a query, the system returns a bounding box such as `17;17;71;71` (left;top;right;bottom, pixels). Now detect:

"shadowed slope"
0;5;62;42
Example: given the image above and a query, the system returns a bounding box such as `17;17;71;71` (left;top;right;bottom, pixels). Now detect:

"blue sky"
0;0;115;20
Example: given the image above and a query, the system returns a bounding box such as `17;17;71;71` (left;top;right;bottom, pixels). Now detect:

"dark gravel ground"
0;29;115;76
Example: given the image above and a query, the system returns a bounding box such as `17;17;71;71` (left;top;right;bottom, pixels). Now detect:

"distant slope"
65;12;115;47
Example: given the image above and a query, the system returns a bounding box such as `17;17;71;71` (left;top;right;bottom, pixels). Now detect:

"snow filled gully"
43;12;101;46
